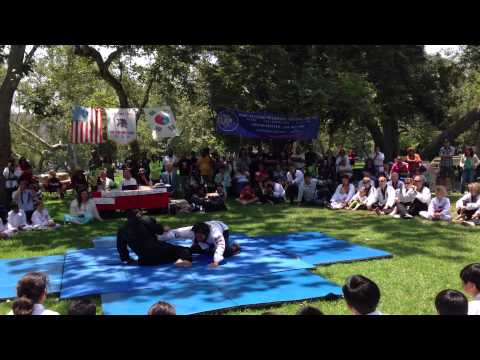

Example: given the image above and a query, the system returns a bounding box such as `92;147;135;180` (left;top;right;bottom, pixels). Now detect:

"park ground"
0;190;479;315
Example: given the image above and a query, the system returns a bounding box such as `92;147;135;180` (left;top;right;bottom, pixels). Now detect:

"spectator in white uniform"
419;185;451;221
329;175;355;210
366;176;396;215
31;200;58;229
7;203;31;232
297;173;322;206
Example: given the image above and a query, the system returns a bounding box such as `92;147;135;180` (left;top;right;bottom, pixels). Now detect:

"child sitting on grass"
236;182;259;205
7;202;31;232
347;187;368;211
342;275;383;315
148;301;176;315
460;263;480;315
435;289;468;315
419;185;451;222
8;272;59;315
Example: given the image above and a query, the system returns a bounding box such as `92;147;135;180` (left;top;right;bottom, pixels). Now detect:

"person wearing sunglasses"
394;175;431;219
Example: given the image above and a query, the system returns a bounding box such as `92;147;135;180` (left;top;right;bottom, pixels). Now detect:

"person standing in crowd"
439;138;456;191
177;152;193;195
372;146;385;178
459;147;479;194
329;175;355;210
405;147;422;177
197;147;214;185
214;165;232;195
121;169;138;190
291;147;306;171
286;165;304;204
12;180;37;224
363;158;377;182
96;169;115;191
64;189;103;225
71;168;88;193
149;154;163;184
17;157;33;184
335;148;350;177
3;159;21;209
103;154;116;181
390;156;410;179
161;162;178;196
348;149;357;167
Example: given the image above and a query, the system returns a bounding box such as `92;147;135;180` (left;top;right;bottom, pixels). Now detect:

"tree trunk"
381;117;399;162
362;116;385;155
420;108;480;160
0;45;27;204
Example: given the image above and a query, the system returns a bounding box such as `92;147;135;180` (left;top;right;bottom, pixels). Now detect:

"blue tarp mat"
216;269;343;307
100;269;341;315
0;255;65;299
255;232;392;265
61;236;313;298
101;278;237;315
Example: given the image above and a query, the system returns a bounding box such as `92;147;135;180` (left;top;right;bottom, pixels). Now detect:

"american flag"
71;106;103;144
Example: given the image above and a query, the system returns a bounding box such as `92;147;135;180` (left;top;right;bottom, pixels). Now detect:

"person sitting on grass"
68;299;97;315
0;220;14;239
342;275;383;315
329;175;355;210
236;182;259;205
394;175;431;219
460;263;480;315
435;289;469;315
387;172;404;193
296;305;324;315
31;199;58;229
64;189;103;225
286;165;304;204
366;176;395;215
7;202;31;232
296;173;322;206
158;221;241;268
261;180;286;205
454;182;480;224
117;209;193;267
347;187;369;211
390;156;410;180
7;272;59;315
418;185;451;222
148;301;176;315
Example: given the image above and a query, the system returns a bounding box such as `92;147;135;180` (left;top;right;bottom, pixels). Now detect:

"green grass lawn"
1;192;479;315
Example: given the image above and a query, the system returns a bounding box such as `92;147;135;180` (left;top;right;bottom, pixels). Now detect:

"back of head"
435;289;468;315
12;296;34;315
342;275;380;315
460;263;480;290
296;306;324;315
16;272;48;304
148;301;176;315
68;299;97;315
192;222;210;237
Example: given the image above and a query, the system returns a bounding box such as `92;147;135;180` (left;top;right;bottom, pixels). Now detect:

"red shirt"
390;162;409;175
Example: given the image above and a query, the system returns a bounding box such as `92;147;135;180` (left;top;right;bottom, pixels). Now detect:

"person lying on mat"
157;221;241;268
117;209;193;267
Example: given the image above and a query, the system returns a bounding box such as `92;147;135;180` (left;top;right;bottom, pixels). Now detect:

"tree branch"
105;46;130;69
11;120;67;151
24;45;39;65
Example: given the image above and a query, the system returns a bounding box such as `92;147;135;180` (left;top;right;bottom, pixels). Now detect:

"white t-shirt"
372;152;385;172
121;178;138;187
7;210;27;230
31;208;52;227
468;294;480;315
7;303;59;315
163;155;178;168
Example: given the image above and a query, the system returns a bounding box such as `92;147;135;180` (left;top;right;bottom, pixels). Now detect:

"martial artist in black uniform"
117;210;192;266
